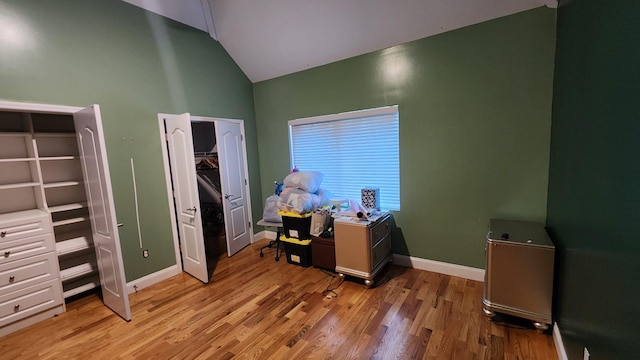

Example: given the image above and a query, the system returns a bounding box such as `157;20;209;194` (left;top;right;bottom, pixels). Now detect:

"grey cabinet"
482;219;555;332
334;212;392;287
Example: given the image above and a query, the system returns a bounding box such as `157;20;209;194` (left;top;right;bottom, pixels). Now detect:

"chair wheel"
275;256;279;261
260;253;264;257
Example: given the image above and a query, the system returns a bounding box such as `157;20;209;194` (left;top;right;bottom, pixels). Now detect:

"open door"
73;105;131;321
215;120;252;256
164;113;209;283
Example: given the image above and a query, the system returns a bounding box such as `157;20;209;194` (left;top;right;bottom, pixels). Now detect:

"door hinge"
240;134;243;141
248;221;251;228
244;179;247;185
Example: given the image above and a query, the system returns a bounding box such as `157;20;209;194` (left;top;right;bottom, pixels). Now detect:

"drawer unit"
0;233;55;266
0;279;63;328
482;219;555;332
0;210;52;242
334;212;392;287
0;252;59;293
0;209;63;335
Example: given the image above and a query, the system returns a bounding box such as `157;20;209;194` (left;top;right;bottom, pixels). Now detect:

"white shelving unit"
0;111;100;304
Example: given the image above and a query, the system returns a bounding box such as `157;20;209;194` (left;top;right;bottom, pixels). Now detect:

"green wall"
254;7;556;268
547;0;640;358
0;0;262;281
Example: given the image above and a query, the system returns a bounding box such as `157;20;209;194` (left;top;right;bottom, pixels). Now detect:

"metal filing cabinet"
482;219;555;332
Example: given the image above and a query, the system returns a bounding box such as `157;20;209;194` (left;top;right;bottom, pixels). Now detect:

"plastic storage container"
280;235;312;267
278;210;312;240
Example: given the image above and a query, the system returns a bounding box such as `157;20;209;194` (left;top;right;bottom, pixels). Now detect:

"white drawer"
0;210;52;241
0;252;59;294
0;279;63;328
0;233;55;265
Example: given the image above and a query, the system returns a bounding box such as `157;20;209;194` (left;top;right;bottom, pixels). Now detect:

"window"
288;105;400;211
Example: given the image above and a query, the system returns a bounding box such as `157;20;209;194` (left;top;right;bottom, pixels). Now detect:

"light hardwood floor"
0;239;557;359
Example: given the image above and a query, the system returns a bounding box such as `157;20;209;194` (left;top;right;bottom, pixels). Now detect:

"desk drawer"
0;252;58;294
371;234;391;269
0;210;51;242
0;279;62;327
369;215;391;245
0;233;55;265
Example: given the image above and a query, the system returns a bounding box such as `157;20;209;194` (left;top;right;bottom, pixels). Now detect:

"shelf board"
0;157;36;163
34;132;76;138
39;156;78;161
56;229;93;255
49;202;88;213
43;181;82;189
0;181;39;190
53;216;90;227
63;274;100;299
59;261;98;282
0;132;31;138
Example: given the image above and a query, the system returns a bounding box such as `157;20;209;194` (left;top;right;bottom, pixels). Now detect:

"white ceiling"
123;0;556;83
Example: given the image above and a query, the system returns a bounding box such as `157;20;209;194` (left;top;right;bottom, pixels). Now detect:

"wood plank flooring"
0;239;557;359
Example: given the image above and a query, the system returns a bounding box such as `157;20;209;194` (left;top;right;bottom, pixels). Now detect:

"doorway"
159;113;253;283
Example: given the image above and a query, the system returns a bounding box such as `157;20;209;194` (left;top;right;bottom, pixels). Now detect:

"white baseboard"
255;230;277;241
126;264;182;294
392;254;485;282
553;323;568;360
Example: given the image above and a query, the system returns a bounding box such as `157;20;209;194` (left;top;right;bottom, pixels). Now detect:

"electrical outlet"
583;347;590;360
143;249;149;258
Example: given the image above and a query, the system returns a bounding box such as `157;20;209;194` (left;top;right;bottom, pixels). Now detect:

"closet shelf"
53;216;90;227
39;156;78;161
0;182;40;190
43;181;82;189
59;262;98;282
63;274;100;299
49;202;88;213
33;132;76;138
0;132;32;138
0;157;36;163
55;229;94;255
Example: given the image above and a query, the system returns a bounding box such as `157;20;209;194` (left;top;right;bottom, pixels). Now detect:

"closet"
0;101;130;336
162;114;253;284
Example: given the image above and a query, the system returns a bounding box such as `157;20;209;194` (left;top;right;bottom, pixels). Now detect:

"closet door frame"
0;100;131;321
157;113;254;276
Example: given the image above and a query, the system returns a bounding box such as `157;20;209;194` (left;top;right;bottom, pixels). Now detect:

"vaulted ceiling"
123;0;556;83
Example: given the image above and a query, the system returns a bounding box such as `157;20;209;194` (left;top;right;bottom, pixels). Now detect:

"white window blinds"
288;106;400;211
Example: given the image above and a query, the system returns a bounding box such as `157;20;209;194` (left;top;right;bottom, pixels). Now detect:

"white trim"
126;264;182;294
288;105;398;126
256;229;278;241
553;323;569;360
392;254;485;282
130;158;143;249
157;113;184;271
0;99;82;114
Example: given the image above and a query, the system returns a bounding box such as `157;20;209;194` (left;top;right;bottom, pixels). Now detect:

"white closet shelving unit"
0;111;100;302
1;101;131;336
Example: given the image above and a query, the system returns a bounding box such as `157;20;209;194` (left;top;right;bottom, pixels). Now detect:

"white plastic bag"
262;195;281;222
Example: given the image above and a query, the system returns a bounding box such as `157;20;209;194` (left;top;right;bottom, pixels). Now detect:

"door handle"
186;206;197;213
224;194;232;199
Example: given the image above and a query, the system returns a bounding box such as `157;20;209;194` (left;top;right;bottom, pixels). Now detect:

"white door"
215;120;252;256
164;113;209;283
73;105;131;321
